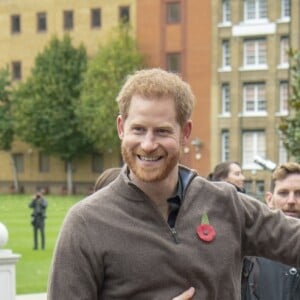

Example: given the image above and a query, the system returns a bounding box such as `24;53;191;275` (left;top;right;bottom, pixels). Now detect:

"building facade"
1;0;213;194
136;0;212;176
1;0;296;197
211;0;298;197
0;0;135;194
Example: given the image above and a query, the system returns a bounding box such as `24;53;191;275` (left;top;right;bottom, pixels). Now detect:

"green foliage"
279;49;300;162
78;24;144;152
0;67;14;151
0;194;82;294
13;35;93;161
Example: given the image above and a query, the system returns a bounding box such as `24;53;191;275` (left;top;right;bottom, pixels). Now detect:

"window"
39;153;50;173
92;153;104;173
243;83;266;114
119;6;130;23
256;181;265;198
222;40;230;68
63;10;74;31
281;0;290;19
244;180;265;199
166;53;181;73
244;39;267;67
11;14;21;34
242;131;266;169
11;61;22;81
222;0;231;23
221;130;230;161
221;83;230;114
37;12;47;32
279;81;288;114
279;36;289;66
166;2;181;24
13;153;24;173
91;8;101;28
278;137;288;164
244;0;267;22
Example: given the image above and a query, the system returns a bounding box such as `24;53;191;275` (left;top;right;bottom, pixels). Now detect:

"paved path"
16;293;47;300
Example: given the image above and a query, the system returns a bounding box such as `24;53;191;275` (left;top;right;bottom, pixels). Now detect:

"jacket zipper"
170;227;179;244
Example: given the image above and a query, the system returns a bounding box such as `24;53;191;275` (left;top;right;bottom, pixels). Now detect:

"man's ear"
265;191;273;208
117;115;124;139
181;120;192;146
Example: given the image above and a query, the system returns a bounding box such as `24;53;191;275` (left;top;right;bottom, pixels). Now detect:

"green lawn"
0;194;83;294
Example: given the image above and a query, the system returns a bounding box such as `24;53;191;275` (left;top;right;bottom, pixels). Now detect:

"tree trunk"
66;160;73;195
9;152;19;192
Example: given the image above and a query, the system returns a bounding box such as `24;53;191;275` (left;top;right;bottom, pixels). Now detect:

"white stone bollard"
0;222;21;300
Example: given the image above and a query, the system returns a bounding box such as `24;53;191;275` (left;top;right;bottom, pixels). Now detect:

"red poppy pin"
197;213;216;243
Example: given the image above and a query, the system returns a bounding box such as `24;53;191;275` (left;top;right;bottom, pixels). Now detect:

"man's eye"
157;129;171;135
295;191;300;198
278;191;289;197
132;127;144;133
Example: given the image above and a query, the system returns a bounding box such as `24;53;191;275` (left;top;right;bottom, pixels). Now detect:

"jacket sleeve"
28;200;35;208
41;198;48;209
240;194;300;267
47;204;103;300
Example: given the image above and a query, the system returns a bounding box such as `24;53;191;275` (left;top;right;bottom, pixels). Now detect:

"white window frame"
221;83;230;115
243;83;267;115
281;0;290;20
242;131;266;169
222;0;231;24
244;0;267;23
279;81;288;115
221;131;230;162
243;39;267;68
222;40;231;69
278;137;288;164
279;36;289;67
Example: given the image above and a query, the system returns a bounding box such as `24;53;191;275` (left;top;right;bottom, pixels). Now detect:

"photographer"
29;191;48;250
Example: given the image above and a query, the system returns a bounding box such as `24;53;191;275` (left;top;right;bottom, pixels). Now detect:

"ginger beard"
121;143;180;182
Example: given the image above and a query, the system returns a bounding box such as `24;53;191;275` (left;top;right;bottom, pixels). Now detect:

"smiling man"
48;69;300;300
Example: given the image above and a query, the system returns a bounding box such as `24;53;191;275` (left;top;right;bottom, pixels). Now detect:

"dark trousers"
33;222;45;250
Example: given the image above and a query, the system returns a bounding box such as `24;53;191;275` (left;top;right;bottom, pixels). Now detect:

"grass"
0;194;83;295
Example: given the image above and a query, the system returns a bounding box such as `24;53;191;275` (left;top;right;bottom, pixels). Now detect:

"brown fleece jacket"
48;165;300;300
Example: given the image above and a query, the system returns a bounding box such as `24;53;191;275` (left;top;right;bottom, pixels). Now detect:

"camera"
253;155;277;171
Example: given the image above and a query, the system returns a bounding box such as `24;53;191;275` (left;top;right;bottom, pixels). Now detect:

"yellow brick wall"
0;0;135;193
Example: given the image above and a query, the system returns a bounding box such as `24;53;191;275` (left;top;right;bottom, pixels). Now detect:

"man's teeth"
139;156;159;161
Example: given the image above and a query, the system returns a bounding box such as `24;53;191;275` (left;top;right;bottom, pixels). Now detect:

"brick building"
0;0;135;194
211;0;298;197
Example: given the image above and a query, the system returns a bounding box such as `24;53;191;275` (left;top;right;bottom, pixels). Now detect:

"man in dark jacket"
242;162;300;299
29;191;48;250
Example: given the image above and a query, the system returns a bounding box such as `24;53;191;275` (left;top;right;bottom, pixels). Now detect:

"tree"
13;35;93;194
0;67;13;151
0;67;20;191
279;49;300;162
77;23;144;154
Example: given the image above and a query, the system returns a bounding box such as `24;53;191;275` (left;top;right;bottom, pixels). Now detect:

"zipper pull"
171;227;179;243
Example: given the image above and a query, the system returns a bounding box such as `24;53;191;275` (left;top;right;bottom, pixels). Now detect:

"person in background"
94;167;121;191
48;68;300;300
208;161;246;193
29;191;48;250
242;162;300;299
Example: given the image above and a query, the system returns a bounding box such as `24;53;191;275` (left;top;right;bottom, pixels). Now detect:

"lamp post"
191;138;203;160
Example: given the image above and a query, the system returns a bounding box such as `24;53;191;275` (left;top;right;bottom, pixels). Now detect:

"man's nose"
287;193;297;204
141;132;157;151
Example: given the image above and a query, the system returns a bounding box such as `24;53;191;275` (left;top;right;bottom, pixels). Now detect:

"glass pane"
167;2;181;23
